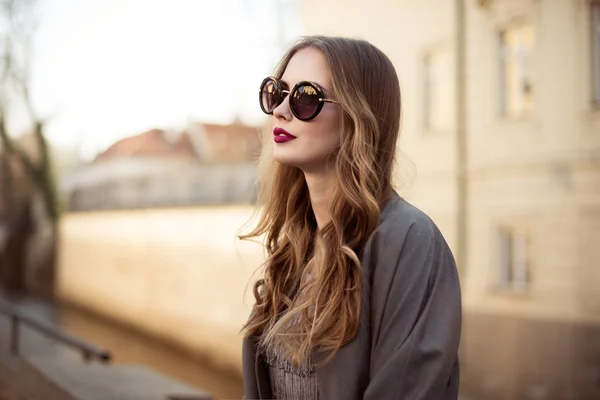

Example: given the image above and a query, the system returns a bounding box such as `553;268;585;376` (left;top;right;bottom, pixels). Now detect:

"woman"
239;35;461;400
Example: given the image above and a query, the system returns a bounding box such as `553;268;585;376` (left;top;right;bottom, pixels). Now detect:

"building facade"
300;0;600;398
61;123;261;211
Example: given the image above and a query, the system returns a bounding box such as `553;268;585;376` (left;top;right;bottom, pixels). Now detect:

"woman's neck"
303;169;337;230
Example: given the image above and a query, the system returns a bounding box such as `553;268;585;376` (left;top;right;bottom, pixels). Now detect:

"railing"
0;298;111;363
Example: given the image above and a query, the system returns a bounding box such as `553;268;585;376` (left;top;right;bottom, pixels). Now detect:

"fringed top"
264;272;320;400
265;340;319;400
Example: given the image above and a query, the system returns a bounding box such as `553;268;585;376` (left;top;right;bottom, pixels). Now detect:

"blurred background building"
62;122;261;210
303;0;600;398
0;0;599;399
298;0;600;397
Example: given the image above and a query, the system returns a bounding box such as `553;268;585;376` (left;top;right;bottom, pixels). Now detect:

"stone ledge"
28;356;213;400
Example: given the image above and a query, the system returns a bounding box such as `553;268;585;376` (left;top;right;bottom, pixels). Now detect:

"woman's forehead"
281;48;332;90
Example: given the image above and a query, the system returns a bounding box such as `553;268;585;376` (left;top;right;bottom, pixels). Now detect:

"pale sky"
12;0;302;159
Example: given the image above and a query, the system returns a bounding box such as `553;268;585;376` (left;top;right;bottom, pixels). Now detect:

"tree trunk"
26;220;57;298
0;199;33;294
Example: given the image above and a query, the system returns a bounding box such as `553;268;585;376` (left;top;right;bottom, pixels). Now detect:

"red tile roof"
190;122;261;162
93;123;262;163
93;129;197;162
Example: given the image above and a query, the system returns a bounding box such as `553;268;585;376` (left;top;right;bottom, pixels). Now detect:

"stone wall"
56;206;265;375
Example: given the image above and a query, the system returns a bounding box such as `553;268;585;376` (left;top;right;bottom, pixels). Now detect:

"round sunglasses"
259;76;338;121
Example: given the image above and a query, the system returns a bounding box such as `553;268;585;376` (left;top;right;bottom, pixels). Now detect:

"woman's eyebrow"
313;82;332;95
319;84;332;95
281;78;332;95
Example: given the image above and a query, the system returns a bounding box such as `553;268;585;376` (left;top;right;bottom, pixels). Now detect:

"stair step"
0;354;77;400
28;356;213;400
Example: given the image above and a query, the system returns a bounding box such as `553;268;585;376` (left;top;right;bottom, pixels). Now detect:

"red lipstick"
273;127;296;143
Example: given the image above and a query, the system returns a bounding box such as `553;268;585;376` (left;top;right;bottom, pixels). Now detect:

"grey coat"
242;191;462;400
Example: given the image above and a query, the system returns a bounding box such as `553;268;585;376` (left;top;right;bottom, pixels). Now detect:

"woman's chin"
273;149;331;172
273;150;302;168
274;156;302;169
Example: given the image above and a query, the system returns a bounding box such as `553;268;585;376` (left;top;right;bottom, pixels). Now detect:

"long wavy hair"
239;36;402;366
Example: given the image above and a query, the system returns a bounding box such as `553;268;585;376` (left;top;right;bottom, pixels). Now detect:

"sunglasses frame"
259;76;338;121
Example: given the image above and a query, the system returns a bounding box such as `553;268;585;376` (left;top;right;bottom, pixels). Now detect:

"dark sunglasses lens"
291;85;321;120
261;79;281;113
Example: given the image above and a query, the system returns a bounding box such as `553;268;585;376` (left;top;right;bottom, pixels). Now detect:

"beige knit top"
265;339;319;400
263;273;320;400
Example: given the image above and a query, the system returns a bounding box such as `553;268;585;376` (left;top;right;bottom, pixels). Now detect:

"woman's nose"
272;94;292;121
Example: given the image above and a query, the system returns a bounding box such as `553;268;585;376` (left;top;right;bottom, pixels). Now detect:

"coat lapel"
242;336;272;399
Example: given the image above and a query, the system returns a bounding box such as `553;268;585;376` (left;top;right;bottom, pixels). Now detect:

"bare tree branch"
0;0;58;222
0;108;39;177
0;35;11;85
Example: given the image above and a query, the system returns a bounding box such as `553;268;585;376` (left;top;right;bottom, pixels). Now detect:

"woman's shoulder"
364;190;457;293
376;191;442;244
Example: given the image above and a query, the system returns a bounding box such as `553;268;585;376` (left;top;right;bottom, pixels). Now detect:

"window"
496;227;530;292
499;23;535;118
422;48;453;131
592;2;600;103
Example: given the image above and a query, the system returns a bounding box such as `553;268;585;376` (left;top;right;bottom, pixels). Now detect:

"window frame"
497;22;535;119
590;1;600;105
421;45;454;134
495;226;530;293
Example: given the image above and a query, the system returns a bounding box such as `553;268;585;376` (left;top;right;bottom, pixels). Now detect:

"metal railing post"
10;315;19;356
1;298;111;363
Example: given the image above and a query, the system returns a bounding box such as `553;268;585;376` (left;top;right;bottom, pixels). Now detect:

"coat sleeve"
364;218;462;400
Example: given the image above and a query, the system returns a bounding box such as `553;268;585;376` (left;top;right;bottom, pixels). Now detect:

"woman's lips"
273;127;296;143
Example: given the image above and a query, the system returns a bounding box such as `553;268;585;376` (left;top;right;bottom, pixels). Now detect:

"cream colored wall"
299;0;459;250
57;206;265;375
300;0;600;324
464;0;600;324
